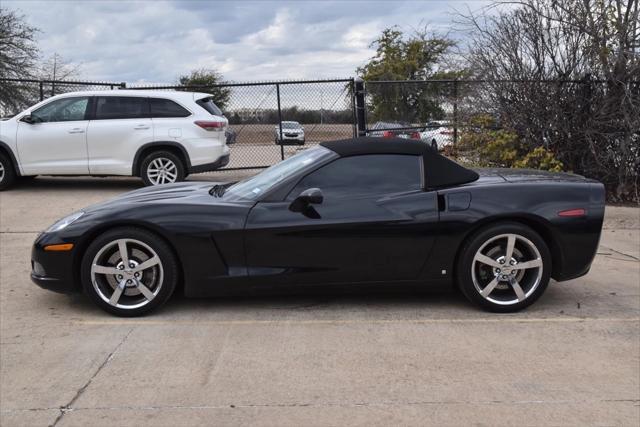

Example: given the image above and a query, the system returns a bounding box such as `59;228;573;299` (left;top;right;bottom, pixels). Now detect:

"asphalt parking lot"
1;176;639;427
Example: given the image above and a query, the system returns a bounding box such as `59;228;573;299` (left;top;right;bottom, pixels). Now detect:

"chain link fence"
127;79;356;170
0;78;124;117
1;77;637;199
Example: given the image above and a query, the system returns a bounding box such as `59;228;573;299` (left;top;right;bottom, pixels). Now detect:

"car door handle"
68;128;85;134
134;125;150;130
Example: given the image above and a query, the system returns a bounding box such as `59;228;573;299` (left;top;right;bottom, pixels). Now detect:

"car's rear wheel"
0;152;17;191
456;222;551;312
81;227;178;316
140;151;185;186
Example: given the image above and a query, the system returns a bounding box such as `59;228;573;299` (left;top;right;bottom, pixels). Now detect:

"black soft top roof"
320;137;479;189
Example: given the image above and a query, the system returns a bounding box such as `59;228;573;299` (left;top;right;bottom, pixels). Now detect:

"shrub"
456;115;564;172
514;147;564;172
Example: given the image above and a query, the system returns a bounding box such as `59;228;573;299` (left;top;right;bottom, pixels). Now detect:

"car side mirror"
289;188;323;212
21;115;35;124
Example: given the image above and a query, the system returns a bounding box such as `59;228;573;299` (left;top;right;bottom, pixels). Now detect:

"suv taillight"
195;121;224;131
382;131;394;138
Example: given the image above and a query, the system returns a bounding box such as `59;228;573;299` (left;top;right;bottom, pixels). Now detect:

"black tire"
456;222;552;313
140;150;185;186
81;227;179;317
0;152;17;191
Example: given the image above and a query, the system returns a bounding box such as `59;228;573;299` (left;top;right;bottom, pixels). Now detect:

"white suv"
0;90;230;189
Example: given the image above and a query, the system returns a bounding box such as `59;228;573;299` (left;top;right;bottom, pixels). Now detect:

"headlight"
46;211;84;233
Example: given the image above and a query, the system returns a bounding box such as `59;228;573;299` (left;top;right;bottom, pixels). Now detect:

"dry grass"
229;123;355;145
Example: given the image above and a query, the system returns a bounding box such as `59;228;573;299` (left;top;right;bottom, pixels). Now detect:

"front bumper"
276;135;305;145
31;233;79;294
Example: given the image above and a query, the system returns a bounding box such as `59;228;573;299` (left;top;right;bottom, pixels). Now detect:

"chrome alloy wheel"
90;238;164;310
471;233;543;306
146;157;178;185
0;161;5;183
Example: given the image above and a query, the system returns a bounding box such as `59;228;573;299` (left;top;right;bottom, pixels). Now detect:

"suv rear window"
95;97;148;120
149;98;191;118
196;97;224;116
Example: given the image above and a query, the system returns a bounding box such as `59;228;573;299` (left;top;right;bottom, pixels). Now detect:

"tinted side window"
196;97;223;116
95;97;148;120
31;97;89;123
149;98;191;118
289;154;422;200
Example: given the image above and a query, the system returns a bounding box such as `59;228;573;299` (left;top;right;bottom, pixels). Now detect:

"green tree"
177;68;231;111
357;27;460;123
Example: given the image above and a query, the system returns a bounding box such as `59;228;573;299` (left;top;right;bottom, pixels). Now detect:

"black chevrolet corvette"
32;137;605;316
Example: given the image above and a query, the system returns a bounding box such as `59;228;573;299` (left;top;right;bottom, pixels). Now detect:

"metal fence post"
453;79;459;146
276;83;284;160
354;77;366;137
39;81;44;101
120;82;126;89
349;79;358;137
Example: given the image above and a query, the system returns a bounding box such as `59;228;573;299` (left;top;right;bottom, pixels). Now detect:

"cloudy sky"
5;0;491;84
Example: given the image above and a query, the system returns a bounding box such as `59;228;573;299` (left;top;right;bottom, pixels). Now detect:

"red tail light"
410;131;421;140
194;121;224;131
558;208;586;217
382;131;394;138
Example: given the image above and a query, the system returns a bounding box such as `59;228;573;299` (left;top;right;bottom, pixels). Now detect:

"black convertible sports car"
32;137;605;316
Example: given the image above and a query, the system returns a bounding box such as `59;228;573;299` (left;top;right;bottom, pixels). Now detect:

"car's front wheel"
456;222;551;312
140;151;185;186
81;227;178;316
0;152;17;191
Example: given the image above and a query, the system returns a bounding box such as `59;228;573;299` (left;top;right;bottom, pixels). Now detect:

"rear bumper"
188;153;230;174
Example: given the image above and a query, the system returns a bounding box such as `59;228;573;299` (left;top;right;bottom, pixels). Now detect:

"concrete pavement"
1;177;638;426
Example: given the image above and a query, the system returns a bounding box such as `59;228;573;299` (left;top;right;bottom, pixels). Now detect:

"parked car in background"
420;120;454;150
225;128;237;145
275;121;305;145
0;90;230;190
368;121;421;140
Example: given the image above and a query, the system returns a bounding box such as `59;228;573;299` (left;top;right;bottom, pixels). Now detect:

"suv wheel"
456;222;551;312
140;151;185;186
0;152;17;191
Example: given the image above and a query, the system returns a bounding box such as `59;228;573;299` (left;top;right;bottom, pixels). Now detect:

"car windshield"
281;122;300;129
222;146;334;201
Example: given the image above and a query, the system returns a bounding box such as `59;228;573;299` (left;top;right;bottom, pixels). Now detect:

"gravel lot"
1;175;638;427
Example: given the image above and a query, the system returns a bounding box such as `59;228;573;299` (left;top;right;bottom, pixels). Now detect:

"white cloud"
4;0;492;83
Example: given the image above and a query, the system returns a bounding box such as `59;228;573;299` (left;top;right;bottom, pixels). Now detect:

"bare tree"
458;0;640;201
38;53;82;81
0;8;40;115
38;53;83;97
